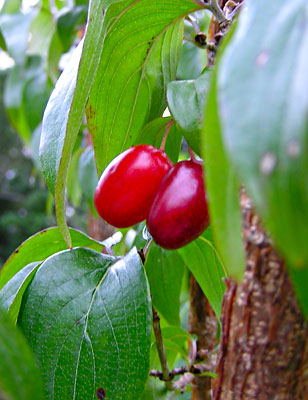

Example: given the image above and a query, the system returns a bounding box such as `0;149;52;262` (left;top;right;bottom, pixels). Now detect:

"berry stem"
160;119;174;151
189;146;196;161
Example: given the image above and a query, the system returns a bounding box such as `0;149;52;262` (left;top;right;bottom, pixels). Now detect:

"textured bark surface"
213;192;308;399
188;276;217;400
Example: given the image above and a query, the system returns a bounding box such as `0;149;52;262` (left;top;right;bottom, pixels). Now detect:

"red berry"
94;145;172;228
146;160;209;249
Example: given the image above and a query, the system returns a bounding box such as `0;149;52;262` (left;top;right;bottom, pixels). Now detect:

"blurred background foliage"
0;0;210;265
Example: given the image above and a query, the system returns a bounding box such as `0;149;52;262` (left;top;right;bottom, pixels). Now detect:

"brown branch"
152;307;173;391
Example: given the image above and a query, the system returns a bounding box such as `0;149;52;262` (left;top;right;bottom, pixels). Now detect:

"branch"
152;307;173;391
204;0;230;26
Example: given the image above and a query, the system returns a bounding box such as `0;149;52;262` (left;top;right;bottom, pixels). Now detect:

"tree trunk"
213;191;308;399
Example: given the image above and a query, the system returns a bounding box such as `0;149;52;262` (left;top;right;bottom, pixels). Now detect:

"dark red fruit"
94;144;172;228
146;160;209;249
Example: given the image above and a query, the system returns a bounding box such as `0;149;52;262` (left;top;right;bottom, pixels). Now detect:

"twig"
204;0;230;26
150;362;215;381
152;307;173;390
186;15;200;34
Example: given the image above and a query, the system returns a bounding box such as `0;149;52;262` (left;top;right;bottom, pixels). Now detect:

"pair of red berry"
94;144;209;249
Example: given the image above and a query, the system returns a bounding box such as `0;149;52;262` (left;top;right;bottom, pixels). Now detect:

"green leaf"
23;71;52;132
288;265;308;319
18;247;151;400
47;30;64;83
167;70;211;155
28;6;55;58
161;326;190;367
145;243;185;326
136;117;182;163
0;310;43;400
87;0;205;175
57;5;88;52
67;148;83;207
78;146;98;210
218;0;308;270
177;41;207;80
202;36;245;281
0;11;35;64
0;262;40;324
178;233;227;318
40;0;111;247
3;55;46;142
0;227;104;291
0;0;21;15
4;63;31;141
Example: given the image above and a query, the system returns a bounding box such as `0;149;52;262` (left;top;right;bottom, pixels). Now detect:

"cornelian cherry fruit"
94;144;172;228
146;159;209;249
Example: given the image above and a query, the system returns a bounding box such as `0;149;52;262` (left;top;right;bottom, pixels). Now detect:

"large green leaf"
136;116;182;163
87;0;205;175
39;0;111;247
18;247;151;400
145;243;185;326
0;227;104;290
218;0;308;270
0;262;40;324
202;35;245;281
0;311;43;400
167;70;211;155
178;232;227;318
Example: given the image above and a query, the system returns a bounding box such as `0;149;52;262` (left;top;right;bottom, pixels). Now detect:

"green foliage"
167;70;211;155
0;227;104;290
202;25;245;281
145;243;186;326
0;310;44;400
18;247;151;400
86;1;203;176
219;0;308;269
218;0;308;314
136;117;182;164
178;230;227;318
0;262;40;324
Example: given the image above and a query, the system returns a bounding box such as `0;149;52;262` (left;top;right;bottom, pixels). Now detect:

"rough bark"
213;191;308;399
188;276;217;400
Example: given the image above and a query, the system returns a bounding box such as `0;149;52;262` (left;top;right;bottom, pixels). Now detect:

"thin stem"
204;0;229;25
152;307;173;390
188;147;196;161
160;119;174;151
186;15;200;34
150;362;215;380
228;1;244;19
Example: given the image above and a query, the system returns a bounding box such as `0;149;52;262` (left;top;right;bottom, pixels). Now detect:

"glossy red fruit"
94;144;172;228
146;159;209;249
